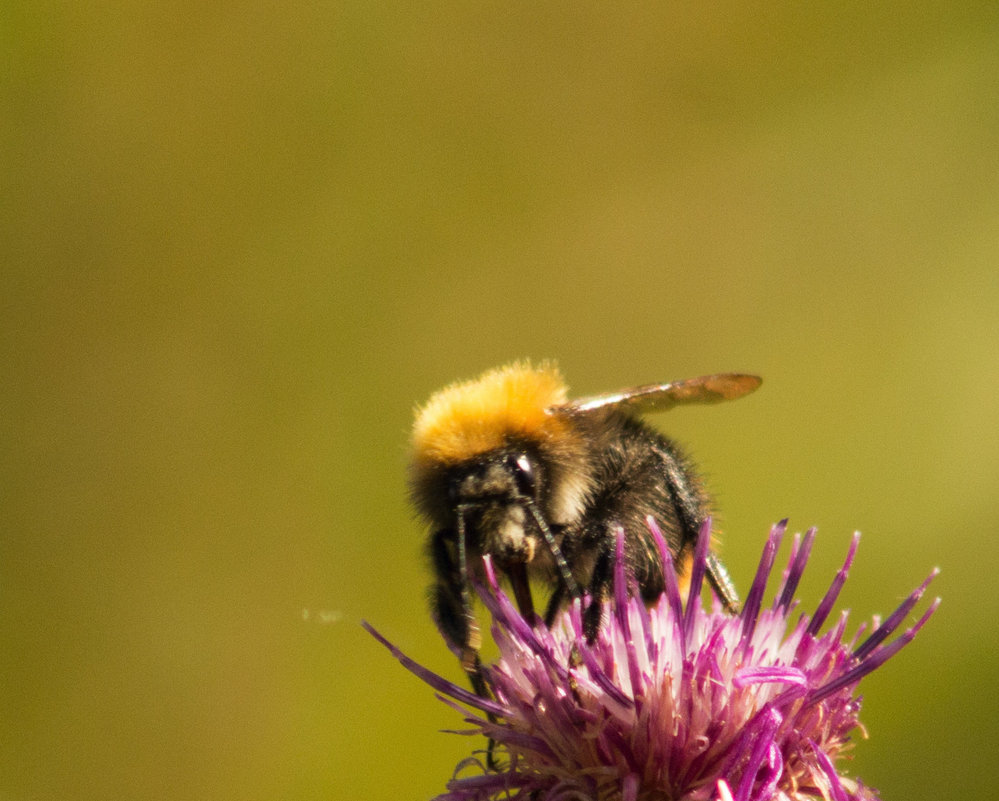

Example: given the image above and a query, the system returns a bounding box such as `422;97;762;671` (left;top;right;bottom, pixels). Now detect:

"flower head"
365;520;938;801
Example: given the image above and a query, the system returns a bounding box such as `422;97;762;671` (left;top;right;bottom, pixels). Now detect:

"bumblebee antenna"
455;506;476;637
523;498;580;600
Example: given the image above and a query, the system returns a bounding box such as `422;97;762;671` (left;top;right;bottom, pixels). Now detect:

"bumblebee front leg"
542;532;615;643
428;528;481;673
582;536;615;642
428;528;500;768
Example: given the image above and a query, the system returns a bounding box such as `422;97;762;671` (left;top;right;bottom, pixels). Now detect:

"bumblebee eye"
506;453;537;499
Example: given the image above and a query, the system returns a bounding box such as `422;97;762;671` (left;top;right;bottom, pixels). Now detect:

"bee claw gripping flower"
364;520;938;801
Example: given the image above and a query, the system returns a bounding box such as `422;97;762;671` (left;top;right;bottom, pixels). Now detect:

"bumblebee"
408;361;760;684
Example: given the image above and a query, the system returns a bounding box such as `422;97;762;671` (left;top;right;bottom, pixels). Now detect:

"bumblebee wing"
556;373;762;415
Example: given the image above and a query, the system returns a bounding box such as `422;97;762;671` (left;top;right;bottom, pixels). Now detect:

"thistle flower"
365;520;938;801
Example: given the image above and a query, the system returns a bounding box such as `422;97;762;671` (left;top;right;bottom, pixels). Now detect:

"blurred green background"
2;3;997;800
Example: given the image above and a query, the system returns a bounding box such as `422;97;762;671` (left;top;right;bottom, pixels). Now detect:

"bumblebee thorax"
410;361;571;467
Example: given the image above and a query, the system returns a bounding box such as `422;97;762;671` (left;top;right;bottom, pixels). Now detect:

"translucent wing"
554;373;762;415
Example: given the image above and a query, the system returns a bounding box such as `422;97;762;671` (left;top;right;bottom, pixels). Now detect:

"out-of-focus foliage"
2;3;996;800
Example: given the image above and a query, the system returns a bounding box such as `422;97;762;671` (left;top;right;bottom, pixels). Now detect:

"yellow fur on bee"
411;361;570;466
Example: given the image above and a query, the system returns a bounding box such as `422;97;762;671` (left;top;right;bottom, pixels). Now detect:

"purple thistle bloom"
365;520;938;801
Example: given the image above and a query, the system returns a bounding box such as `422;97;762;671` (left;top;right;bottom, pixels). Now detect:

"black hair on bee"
408;361;760;687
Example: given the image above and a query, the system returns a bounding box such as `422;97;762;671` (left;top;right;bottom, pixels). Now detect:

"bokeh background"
3;4;997;800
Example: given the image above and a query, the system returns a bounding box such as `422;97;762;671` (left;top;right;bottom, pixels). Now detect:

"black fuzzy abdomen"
570;412;710;601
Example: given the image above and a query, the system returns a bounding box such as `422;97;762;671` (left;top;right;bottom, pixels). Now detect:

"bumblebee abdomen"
567;413;710;586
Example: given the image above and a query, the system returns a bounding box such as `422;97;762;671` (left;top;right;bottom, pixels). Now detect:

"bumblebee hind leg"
650;440;741;613
706;551;740;613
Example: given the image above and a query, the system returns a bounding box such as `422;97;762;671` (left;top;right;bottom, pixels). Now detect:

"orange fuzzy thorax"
411;362;570;467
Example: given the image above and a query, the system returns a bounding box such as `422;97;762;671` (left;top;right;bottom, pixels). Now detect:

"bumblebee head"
408;361;593;535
